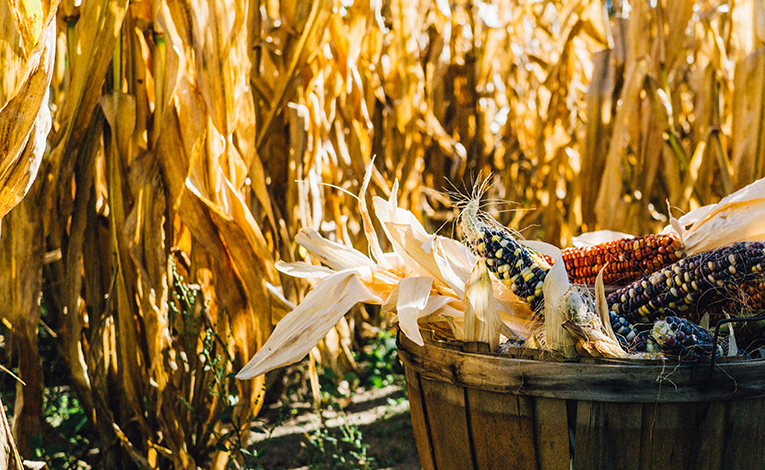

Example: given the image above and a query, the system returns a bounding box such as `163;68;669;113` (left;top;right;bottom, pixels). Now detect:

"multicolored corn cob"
610;312;639;342
629;316;722;358
465;226;551;312
607;242;765;327
701;279;765;320
561;233;684;286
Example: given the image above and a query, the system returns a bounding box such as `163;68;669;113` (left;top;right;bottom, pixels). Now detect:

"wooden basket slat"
722;397;765;468
466;388;539;470
573;400;643;470
531;397;570;470
688;401;728;470
403;366;437;470
637;402;707;469
419;377;475;470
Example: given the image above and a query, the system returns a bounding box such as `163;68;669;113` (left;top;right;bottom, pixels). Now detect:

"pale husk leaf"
572;230;634;247
595;265;618;343
359;159;391;269
669;177;765;255
395;276;434;346
237;269;381;379
462;260;501;351
522;240;576;357
275;260;335;280
431;236;474;299
296;228;377;271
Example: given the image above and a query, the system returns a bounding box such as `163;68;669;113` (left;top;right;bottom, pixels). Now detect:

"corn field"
1;0;765;467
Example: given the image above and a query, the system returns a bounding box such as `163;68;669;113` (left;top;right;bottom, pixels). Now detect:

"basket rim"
397;330;765;403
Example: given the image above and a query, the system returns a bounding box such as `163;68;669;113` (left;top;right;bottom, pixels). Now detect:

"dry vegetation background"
2;0;765;467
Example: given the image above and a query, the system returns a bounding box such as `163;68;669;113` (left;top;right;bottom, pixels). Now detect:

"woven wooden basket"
397;330;765;470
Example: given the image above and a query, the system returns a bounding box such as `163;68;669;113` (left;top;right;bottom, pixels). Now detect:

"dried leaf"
181;0;249;136
275;261;335;280
572;230;633;247
5;0;44;55
0;194;45;454
237;270;381;379
670;177;765;254
561;321;629;359
395;276;434;346
522;240;576;358
296;228;377;271
0;14;55;220
595;264;618;343
359;159;391;269
594;59;648;230
462;261;501;351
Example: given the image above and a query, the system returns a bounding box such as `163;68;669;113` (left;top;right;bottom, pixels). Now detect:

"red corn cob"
560;233;684;286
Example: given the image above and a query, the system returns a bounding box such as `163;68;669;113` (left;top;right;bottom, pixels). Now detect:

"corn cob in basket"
561;233;684;285
629;316;723;358
462;215;685;311
460;205;686;313
534;233;684;287
608;242;765;326
460;196;765;343
465;225;551;313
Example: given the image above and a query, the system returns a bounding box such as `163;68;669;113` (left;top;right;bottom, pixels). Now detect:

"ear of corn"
466;225;552;313
607;242;765;326
703;279;765;319
629;316;723;358
561;233;684;286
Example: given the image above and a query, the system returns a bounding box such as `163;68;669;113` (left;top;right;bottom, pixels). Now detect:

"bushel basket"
398;330;765;470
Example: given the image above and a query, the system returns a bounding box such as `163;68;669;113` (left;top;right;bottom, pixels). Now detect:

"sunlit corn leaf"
0;9;55;221
182;0;249;137
593;59;648;232
44;0;129;189
731;48;765;187
236;269;381;379
359;159;392;269
5;0;44;54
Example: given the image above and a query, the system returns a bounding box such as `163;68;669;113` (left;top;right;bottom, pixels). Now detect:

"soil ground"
252;385;421;469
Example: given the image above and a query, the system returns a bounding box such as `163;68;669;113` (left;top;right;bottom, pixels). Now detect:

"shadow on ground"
251;385;421;469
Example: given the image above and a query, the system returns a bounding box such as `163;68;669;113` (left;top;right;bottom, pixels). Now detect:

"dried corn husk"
238;168;537;379
237;269;382;379
562;266;628;359
523;240;628;359
523;240;576;359
572;230;634;247
669;177;765;255
0;3;57;221
395;277;435;346
462;261;503;352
